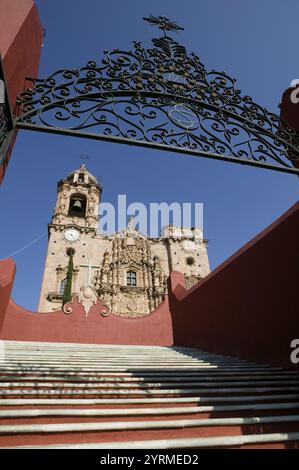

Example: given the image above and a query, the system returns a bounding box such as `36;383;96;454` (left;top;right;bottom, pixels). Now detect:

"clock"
182;240;197;252
64;228;80;242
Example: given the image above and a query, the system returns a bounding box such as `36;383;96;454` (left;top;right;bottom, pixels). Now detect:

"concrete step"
1;393;299;406
0;340;298;449
0;373;296;382
0;414;298;434
0;420;298;448
1;386;298;398
0;417;298;448
0;353;266;360
1;379;298;388
5;432;298;449
1;402;299;418
1;369;296;377
0;366;284;372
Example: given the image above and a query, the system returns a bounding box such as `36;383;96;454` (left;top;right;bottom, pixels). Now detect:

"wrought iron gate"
3;16;299;175
0;55;14;170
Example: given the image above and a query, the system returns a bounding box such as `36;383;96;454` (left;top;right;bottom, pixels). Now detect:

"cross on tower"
79;256;101;285
79;154;90;165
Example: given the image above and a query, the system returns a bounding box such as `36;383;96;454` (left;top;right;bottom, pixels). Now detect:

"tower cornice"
48;223;97;236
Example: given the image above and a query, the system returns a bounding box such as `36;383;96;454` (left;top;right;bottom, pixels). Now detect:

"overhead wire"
0;232;47;260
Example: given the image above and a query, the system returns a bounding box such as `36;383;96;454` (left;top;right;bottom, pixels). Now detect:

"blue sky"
0;0;298;310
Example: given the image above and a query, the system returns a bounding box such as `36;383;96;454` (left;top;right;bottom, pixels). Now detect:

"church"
38;164;210;315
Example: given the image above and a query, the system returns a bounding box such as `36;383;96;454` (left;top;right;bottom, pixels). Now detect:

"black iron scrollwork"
14;16;299;174
0;103;9;148
0;55;14;166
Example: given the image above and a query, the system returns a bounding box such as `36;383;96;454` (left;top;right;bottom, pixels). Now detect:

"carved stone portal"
93;222;167;318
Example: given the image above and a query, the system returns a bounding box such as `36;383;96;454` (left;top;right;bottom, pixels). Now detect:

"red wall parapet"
0;258;15;332
168;202;299;369
0;263;173;346
0;0;43;183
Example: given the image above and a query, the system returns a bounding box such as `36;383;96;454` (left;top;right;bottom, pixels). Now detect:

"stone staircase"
0;340;298;449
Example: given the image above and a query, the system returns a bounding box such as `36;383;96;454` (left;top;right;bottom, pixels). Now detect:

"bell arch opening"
68;194;87;218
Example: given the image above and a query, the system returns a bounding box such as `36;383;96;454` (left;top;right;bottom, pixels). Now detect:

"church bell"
71;199;83;213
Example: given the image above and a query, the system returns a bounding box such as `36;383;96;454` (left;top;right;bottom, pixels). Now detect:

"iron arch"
9;16;299;175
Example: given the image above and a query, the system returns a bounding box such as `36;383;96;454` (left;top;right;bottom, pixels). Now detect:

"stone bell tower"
52;164;101;230
37;165;102;312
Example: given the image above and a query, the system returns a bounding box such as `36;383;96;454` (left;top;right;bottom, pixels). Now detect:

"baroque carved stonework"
93;227;167;318
185;274;202;290
77;285;98;317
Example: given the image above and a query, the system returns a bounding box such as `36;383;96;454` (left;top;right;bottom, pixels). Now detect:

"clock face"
64;229;80;242
182;240;196;252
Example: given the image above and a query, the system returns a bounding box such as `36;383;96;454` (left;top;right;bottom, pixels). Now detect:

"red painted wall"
0;205;298;361
168;202;299;369
0;261;173;346
0;0;43;183
0;259;15;333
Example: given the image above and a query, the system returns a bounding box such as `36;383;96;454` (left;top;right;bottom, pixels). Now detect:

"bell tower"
52;164;101;230
38;165;102;312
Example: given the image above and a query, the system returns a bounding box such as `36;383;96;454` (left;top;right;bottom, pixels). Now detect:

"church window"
78;173;85;183
186;256;195;266
59;278;67;295
127;270;137;286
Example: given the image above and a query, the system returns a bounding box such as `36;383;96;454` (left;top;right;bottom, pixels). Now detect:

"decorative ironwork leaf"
152;37;186;58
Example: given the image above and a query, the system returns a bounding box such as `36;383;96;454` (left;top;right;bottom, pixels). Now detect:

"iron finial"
143;15;184;36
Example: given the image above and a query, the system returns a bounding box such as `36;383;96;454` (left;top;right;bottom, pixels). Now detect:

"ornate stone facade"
93;225;167;318
38;165;210;316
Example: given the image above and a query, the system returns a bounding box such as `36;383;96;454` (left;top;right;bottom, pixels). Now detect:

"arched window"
68;194;87;217
59;278;67;295
78;173;85;183
127;270;137;286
